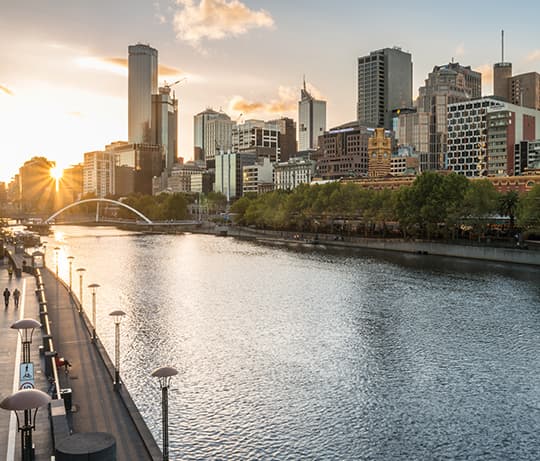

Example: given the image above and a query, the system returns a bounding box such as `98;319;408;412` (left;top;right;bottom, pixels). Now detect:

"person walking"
3;288;10;309
7;266;13;280
13;288;20;309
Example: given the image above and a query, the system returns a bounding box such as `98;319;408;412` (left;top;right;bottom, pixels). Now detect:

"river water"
46;226;540;460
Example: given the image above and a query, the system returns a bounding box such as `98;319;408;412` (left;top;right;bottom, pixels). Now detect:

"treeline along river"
47;226;540;460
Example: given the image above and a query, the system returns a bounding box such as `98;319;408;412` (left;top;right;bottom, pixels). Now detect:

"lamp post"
53;247;60;278
0;389;51;461
76;268;86;313
11;319;41;364
67;256;74;291
88;283;100;341
109;310;126;391
151;366;178;461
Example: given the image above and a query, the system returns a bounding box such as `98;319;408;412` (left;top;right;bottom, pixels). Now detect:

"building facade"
152;86;178;173
242;157;274;195
316;122;372;180
298;80;326;151
204;113;234;164
83;151;115;198
18;157;56;212
274;158;317;190
514;140;540;175
128;44;158;144
214;151;257;200
357;47;413;129
417;62;482;169
269;117;297;162
368;128;392;177
232;120;281;162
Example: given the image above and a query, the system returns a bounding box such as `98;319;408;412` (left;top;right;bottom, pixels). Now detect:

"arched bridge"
45;198;153;224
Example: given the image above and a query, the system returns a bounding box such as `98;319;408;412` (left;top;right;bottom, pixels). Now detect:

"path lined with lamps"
40;267;161;460
0;269;52;460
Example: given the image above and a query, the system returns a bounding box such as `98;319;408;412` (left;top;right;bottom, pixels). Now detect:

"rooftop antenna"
303;74;306;92
501;29;505;62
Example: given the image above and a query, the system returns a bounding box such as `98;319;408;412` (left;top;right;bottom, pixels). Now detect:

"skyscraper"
152;85;178;173
417;62;481;169
128;44;158;144
193;108;228;163
298;80;326;151
357;47;413;130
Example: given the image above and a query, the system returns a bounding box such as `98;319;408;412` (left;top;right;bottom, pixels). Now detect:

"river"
46;226;540;460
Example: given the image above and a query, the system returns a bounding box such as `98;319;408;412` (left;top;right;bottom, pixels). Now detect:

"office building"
152;86;178;173
269;117;297;161
83;151;116;198
316;122;372;180
298;80;326;151
128;44;158;144
417;62;481;169
368;128;392;177
274;157;317;190
242;157;274;195
194;108;231;163
233;120;281;162
514;140;540;175
18;157;57;212
204;113;234;164
106;141;163;195
214;151;257;200
357;47;413;129
447;98;540;177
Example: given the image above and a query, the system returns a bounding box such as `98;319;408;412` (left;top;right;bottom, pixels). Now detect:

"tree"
517;184;540;234
498;191;519;230
163;193;188;220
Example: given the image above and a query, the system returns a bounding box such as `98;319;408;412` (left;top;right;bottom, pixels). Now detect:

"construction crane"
161;77;186;89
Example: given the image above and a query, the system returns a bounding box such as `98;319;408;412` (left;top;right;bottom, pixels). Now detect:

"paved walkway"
41;267;160;460
0;259;52;460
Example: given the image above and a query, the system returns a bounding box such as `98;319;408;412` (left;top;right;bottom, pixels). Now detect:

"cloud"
228;84;324;117
67;111;82;117
0;85;14;96
476;64;493;94
526;50;540;62
76;57;184;78
173;0;274;46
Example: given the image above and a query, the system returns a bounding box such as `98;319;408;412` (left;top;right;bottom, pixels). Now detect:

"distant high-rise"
152;85;178;173
493;30;513;101
417;62;481;169
193;108;230;164
357;47;413;130
298;80;326;151
128;44;158;144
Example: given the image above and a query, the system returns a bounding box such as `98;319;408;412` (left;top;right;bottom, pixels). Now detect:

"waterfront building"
165;162;204;193
368;128;392;177
274;157;317;190
417;62;482;169
128;44;158;144
83;151;115;198
298;80;326;151
316;121;372;180
396;109;430;170
106;141;162;195
232;120;281;162
152;86;178;173
357;47;413;129
191;171;214;194
242;157;274;195
214;151;257;200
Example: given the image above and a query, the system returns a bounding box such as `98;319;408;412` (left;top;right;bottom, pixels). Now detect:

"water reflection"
48;227;540;460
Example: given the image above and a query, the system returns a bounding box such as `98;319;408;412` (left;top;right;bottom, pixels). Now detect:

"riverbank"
219;226;540;267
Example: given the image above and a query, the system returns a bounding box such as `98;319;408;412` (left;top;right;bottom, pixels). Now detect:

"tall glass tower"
298;79;326;152
128;44;158;144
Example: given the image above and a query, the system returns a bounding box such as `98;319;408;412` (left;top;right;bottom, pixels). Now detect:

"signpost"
19;363;34;390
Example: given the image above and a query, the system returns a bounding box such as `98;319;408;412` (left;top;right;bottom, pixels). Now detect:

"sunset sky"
1;0;540;182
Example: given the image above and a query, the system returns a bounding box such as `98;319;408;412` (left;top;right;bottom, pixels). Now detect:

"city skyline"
2;1;540;182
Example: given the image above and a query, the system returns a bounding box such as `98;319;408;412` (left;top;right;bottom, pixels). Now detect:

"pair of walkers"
3;288;21;309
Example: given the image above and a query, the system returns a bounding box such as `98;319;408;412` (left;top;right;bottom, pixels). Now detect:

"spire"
501;29;504;62
303;74;306;92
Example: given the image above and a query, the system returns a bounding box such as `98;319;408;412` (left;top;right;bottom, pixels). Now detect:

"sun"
50;166;63;181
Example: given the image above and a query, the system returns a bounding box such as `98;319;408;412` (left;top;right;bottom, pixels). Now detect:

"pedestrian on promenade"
7;266;13;279
3;288;10;308
13;288;20;309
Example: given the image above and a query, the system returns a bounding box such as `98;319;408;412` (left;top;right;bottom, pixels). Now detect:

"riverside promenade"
40;267;161;460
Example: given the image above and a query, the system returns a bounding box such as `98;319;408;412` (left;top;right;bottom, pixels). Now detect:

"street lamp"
0;389;51;461
53;246;60;278
11;319;41;364
151;366;178;461
88;283;100;341
76;268;86;313
109;310;126;391
67;256;74;291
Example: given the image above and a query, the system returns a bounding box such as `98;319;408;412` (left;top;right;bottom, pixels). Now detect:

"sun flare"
50;166;63;180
